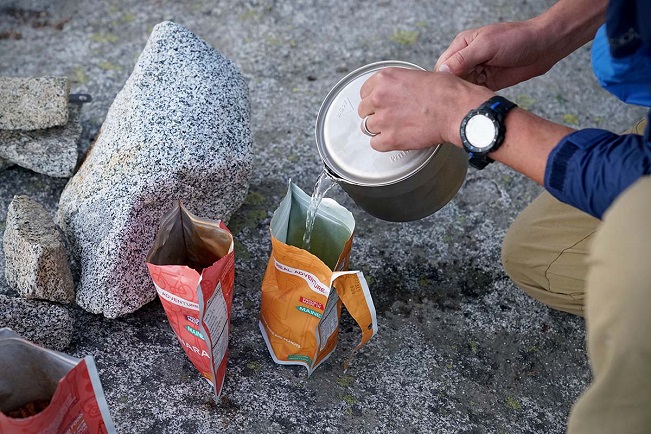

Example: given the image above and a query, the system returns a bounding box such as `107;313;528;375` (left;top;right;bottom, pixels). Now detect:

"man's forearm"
531;0;608;60
490;108;574;185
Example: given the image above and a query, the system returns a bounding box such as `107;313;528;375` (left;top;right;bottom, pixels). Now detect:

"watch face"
465;113;497;151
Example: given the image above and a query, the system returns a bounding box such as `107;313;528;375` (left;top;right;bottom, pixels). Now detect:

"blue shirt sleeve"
544;110;651;219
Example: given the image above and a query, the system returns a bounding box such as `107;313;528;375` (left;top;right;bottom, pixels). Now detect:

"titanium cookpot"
315;60;468;222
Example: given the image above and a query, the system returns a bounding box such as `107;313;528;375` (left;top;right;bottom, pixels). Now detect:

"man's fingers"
439;44;489;77
462;65;487;85
435;34;471;72
358;72;379;118
436;30;492;78
476;69;487;85
358;96;374;119
369;135;390;152
359;72;376;99
360;114;380;137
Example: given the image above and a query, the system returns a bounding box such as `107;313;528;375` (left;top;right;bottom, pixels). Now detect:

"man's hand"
358;67;493;152
434;0;607;90
357;65;574;185
434;20;559;90
357;0;603;184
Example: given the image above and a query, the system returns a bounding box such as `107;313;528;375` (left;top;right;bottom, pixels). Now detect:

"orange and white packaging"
260;181;377;375
0;328;116;434
146;201;234;399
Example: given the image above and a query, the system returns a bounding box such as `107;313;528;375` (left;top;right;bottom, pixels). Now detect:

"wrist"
446;83;495;147
460;96;518;169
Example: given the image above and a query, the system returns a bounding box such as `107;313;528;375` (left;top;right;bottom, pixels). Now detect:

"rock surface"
0;294;73;351
0;157;13;172
0;104;81;177
3;195;74;303
57;21;253;318
0;76;69;130
1;1;648;433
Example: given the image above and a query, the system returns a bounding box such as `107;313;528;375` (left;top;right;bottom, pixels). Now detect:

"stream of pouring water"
302;170;335;252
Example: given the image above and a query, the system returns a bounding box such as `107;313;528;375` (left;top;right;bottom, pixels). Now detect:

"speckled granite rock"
0;77;69;131
3;195;74;303
57;21;253;318
0;294;73;351
0;157;13;172
0;105;81;178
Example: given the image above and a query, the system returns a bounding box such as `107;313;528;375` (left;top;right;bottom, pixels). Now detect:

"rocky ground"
0;0;647;433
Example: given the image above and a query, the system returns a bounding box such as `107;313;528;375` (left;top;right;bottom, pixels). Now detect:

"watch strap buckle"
468;155;494;170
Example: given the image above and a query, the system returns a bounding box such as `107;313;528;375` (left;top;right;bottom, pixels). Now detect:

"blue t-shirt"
544;0;651;219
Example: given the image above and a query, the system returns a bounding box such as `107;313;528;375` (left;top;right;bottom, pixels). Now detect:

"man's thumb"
438;48;476;76
438;63;452;73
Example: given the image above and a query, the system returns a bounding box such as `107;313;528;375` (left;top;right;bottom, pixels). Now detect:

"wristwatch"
460;96;517;170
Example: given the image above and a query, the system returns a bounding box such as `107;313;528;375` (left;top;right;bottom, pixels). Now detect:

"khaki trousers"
501;119;650;433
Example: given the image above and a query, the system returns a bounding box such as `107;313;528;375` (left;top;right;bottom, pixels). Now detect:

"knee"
501;218;527;284
587;177;651;319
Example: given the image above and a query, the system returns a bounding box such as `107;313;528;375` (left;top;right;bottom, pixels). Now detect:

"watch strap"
478;96;517;123
468;155;493;170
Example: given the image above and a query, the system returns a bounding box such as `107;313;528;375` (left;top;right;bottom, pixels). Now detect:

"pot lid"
316;60;438;186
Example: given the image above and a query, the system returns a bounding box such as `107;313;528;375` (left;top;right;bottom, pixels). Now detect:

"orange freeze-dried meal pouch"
259;181;377;375
146;201;234;399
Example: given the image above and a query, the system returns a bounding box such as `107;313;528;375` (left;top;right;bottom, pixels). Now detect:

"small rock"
57;21;253;318
0;104;81;178
3;195;75;303
0;76;70;131
0;294;73;351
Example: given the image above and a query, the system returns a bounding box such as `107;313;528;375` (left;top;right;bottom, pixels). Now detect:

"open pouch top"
0;328;116;434
146;200;233;271
271;179;355;269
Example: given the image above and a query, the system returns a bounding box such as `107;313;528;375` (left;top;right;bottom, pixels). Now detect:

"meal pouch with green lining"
259;180;377;375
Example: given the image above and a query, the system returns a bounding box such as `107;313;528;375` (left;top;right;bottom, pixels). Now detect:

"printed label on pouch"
296;306;323;319
318;291;340;351
273;258;330;296
185;325;205;340
287;354;313;365
154;283;199;311
202;281;229;375
299;296;324;310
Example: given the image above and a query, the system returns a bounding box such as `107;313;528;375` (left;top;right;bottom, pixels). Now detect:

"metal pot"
315;60;468;222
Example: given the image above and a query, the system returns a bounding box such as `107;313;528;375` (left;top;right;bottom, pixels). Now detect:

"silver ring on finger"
362;115;378;137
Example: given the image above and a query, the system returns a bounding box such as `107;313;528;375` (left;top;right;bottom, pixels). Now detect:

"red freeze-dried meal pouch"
0;328;116;434
146;201;235;399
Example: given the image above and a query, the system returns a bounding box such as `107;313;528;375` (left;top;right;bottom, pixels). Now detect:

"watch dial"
466;114;496;150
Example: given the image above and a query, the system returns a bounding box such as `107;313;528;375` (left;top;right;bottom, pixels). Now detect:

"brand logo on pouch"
299;296;324;310
274;258;330;296
177;336;210;358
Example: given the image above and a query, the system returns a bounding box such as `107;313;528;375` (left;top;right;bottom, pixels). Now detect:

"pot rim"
322;143;443;187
